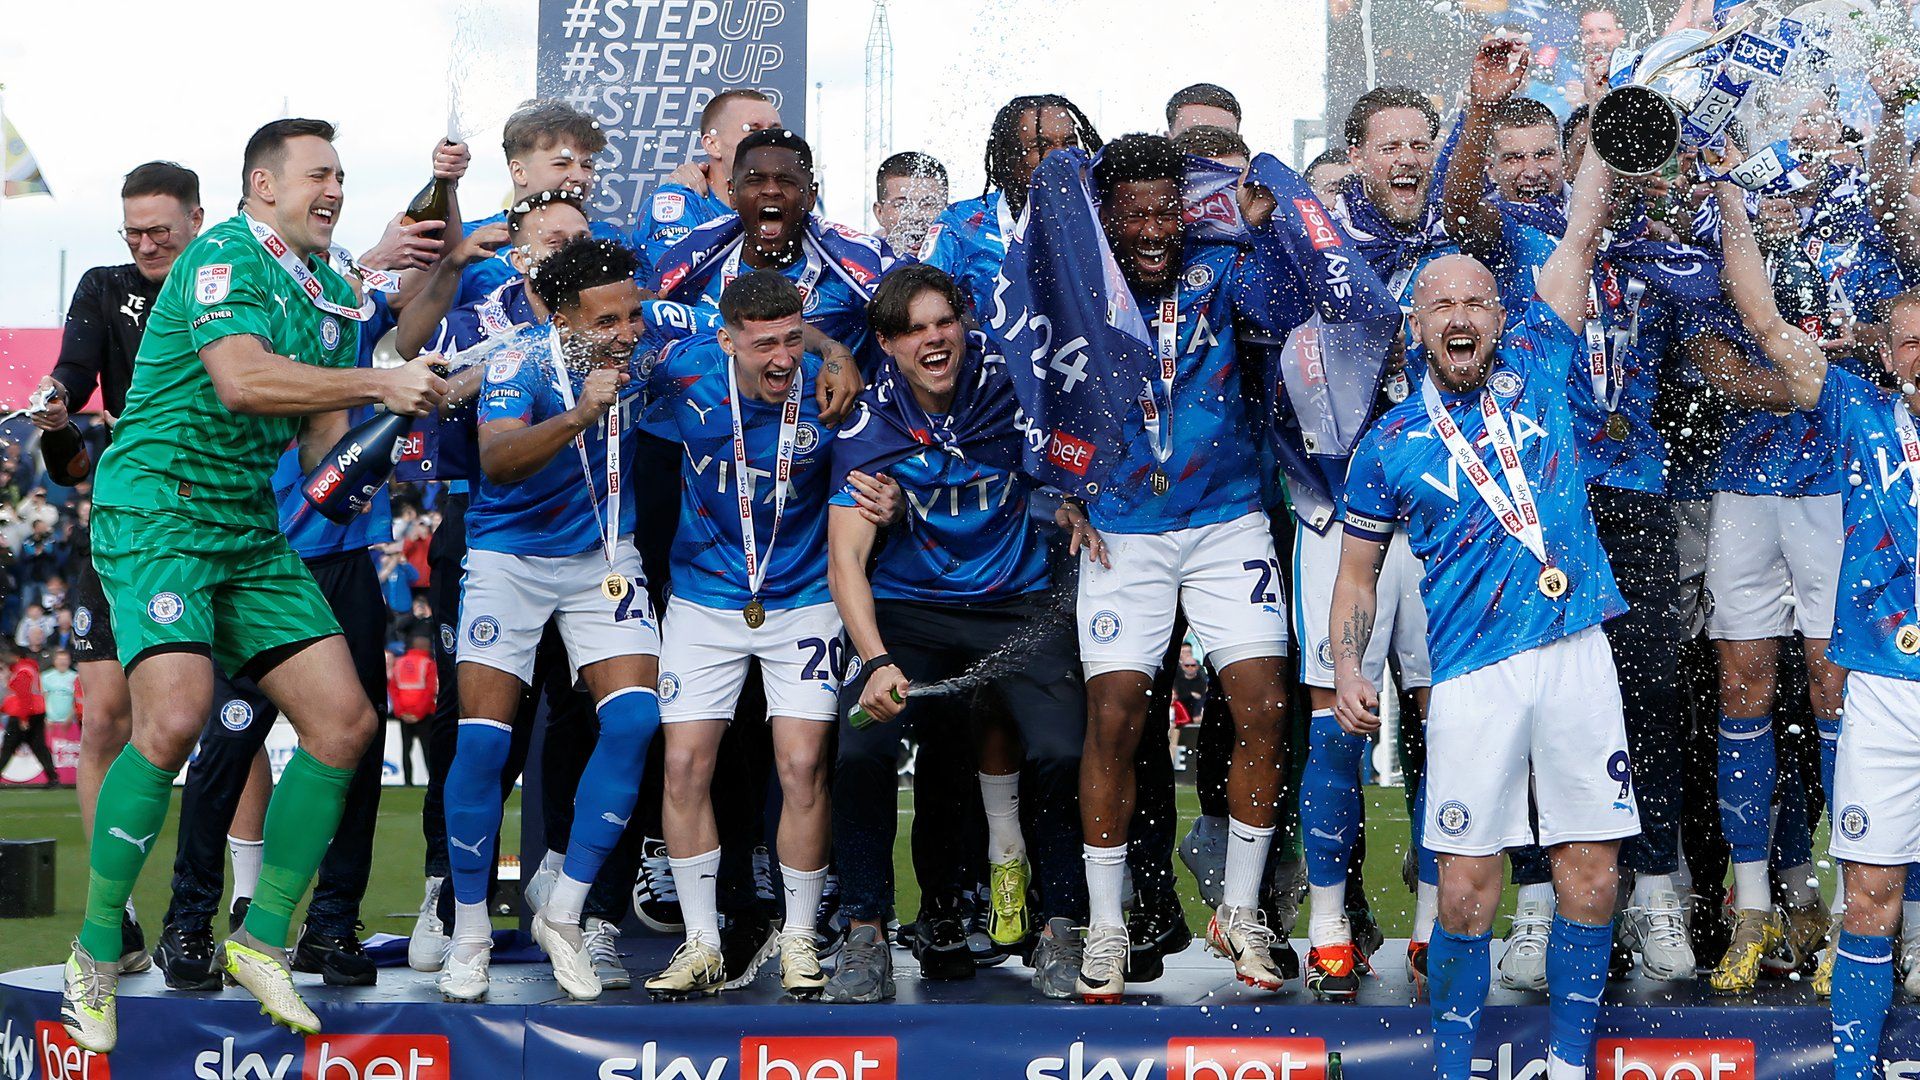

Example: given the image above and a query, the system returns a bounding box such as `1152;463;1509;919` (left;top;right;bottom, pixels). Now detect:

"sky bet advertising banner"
9;978;1920;1080
536;0;809;226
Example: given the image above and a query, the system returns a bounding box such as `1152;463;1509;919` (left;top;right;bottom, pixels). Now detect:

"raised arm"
1534;139;1613;332
395;223;509;360
1711;178;1828;410
1442;39;1532;259
1868;49;1920;267
477;366;624;485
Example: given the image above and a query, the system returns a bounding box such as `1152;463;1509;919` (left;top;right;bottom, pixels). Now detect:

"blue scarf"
650;211;896;301
829;330;1023;490
994;147;1399;496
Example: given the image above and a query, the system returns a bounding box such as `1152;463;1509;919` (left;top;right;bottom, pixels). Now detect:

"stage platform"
2;937;1915;1079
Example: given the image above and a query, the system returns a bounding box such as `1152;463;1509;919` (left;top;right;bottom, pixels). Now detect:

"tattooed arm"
1329;527;1391;734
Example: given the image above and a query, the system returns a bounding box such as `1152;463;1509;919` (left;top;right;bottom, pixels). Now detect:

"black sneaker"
963;890;1009;967
1347;903;1385;976
1124;889;1193;984
293;923;377;987
631;836;685;934
119;908;152;974
719;906;780;989
227;897;250;936
910;896;974;981
154;921;222;991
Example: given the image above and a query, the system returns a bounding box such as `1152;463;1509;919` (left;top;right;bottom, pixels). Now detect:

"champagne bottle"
401;142;457;240
303;411;411;523
848;686;906;730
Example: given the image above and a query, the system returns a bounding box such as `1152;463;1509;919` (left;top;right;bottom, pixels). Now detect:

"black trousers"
1;713;58;783
834;594;1088;924
165;550;389;937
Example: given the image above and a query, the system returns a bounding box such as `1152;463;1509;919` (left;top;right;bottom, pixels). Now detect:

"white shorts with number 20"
657;597;846;723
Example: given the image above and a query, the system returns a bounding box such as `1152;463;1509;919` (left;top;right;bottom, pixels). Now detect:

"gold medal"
601;573;628;603
1538;566;1570;599
1898;624;1920;656
743;599;767;629
1150;468;1170;496
1605;413;1629;441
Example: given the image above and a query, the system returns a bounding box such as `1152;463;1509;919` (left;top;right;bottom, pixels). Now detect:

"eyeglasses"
119;225;176;246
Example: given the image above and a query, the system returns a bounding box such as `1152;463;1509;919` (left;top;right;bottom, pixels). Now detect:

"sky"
0;0;1327;339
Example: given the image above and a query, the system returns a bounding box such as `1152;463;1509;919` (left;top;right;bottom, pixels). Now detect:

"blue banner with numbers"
535;0;809;226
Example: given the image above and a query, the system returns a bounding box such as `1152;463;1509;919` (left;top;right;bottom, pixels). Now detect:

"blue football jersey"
639;183;730;279
468;303;714;556
1567;260;1736;494
689;242;878;366
829;445;1051;603
455;215;638;310
402;278;542;486
1087;240;1307;535
1344;301;1627;683
639;338;834;610
926;192;1014;317
1813;367;1920;680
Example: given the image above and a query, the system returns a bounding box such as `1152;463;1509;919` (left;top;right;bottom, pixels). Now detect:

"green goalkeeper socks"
79;745;176;960
244;748;355;949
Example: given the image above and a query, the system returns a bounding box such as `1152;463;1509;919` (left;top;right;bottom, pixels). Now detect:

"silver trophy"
1590;16;1762;175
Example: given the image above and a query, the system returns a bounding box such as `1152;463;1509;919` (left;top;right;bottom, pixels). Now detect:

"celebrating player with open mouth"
1331;139;1632;1080
438;238;705;1004
640;271;844;1001
61;119;447;1049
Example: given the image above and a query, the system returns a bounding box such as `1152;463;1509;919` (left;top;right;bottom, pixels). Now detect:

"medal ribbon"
1892;402;1920;622
725;352;804;603
1140;292;1180;468
1420;372;1548;569
720;243;824;302
1582;270;1646;415
546;326;621;571
244;215;390;323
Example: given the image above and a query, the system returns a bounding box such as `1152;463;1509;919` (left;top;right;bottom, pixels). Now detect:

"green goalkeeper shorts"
92;506;340;675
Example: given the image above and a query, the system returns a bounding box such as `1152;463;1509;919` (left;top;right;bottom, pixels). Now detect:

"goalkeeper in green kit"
60;118;448;1051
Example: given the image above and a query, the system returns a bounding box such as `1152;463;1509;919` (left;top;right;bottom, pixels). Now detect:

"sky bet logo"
1595;1039;1753;1080
1028;1038;1326;1080
599;1037;897;1080
189;1034;449;1080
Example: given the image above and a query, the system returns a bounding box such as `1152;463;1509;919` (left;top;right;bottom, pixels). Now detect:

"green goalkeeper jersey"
95;214;361;528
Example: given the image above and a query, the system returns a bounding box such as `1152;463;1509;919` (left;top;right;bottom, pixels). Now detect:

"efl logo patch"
468;616;501;648
196;264;232;305
1166;1038;1327;1080
1839;804;1870;841
1596;1038;1754;1080
486;357;521;383
653;191;687;223
1294;198;1343;250
1089;610;1122;645
1435;799;1471;837
739;1037;896;1080
320;315;341;351
148;592;185;625
658;672;681;705
220;699;255;732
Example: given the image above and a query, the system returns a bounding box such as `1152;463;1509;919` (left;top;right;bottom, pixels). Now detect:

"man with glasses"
29;161;206;977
